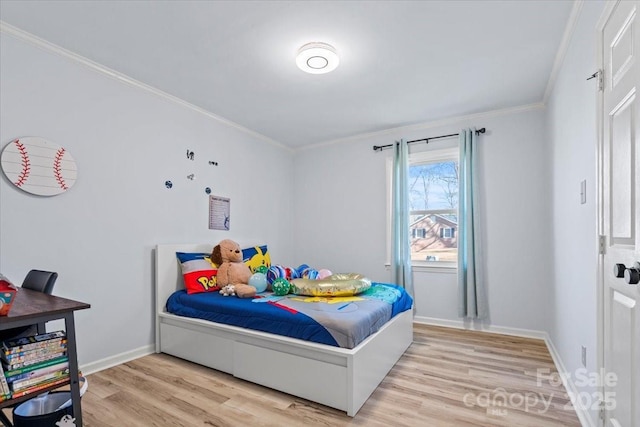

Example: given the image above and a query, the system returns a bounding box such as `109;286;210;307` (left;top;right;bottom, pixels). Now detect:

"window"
440;227;455;238
408;147;459;266
412;228;426;238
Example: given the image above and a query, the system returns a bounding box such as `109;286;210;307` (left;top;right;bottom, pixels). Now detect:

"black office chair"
23;270;57;295
0;270;58;341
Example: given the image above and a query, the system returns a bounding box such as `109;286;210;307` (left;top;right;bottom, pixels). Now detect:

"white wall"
293;107;553;333
0;34;294;366
546;1;604;425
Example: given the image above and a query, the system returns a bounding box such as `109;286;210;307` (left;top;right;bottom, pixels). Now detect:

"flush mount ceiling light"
296;42;339;74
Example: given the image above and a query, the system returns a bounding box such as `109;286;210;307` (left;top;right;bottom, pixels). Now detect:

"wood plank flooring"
4;324;582;426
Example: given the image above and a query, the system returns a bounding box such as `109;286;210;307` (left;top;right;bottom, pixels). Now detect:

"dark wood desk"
0;288;90;426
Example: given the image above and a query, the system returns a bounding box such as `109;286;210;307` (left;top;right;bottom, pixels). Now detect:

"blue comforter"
166;282;413;349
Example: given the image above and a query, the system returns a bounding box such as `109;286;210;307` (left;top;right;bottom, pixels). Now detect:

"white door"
601;1;640;426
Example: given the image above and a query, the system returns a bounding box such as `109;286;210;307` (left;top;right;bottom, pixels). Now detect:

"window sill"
385;263;458;274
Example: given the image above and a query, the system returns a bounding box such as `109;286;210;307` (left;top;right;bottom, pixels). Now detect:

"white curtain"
391;139;414;299
458;128;487;319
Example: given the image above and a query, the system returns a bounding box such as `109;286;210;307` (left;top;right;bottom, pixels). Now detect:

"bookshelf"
0;288;89;427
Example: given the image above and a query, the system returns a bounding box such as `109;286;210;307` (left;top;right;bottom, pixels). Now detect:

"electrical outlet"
582;346;587;367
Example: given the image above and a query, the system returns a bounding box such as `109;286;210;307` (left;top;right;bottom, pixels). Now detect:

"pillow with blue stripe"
176;252;219;294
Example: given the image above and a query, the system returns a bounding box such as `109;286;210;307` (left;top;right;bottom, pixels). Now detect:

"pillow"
176;252;219;294
242;245;271;273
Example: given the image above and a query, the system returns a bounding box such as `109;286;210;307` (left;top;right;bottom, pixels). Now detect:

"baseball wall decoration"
1;137;78;196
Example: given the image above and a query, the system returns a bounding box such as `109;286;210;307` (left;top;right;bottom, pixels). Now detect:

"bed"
155;243;414;416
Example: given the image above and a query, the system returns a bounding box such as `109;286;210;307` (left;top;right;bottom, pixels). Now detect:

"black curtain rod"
372;127;486;152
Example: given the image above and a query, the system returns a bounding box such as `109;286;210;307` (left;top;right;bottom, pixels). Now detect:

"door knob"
625;266;640;285
614;263;626;277
615;262;640;285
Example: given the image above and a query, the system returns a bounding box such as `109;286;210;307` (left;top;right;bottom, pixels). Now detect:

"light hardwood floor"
5;324;582;426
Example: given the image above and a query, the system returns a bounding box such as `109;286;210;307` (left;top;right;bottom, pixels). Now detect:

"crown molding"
298;102;545;151
543;0;585;104
0;21;291;152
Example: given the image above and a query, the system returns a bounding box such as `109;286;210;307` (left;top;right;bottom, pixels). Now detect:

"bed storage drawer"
233;341;348;411
160;322;234;374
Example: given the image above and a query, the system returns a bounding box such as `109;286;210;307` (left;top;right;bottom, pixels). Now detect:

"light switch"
580;180;586;204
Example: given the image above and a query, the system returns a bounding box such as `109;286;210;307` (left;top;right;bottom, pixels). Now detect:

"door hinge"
587;69;604;91
599;235;606;255
599;399;606;420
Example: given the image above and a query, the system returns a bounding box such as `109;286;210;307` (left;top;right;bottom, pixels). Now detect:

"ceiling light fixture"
296;42;339;74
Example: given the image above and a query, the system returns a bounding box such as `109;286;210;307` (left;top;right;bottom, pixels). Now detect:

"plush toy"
219;284;236;296
211;239;256;298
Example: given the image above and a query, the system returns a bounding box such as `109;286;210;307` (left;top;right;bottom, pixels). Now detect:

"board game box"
0;274;17;316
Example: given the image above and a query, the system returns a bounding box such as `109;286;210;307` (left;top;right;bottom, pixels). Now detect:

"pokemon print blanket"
166;283;413;349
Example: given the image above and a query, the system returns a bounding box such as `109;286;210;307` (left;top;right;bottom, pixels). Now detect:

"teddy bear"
211;239;256;298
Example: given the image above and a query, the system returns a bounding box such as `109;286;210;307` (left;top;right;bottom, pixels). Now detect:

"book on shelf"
0;359;10;397
0;330;77;401
2;340;67;362
5;360;69;384
4;350;67;370
2;338;66;357
9;374;71;399
4;355;69;378
2;331;66;355
11;368;69;392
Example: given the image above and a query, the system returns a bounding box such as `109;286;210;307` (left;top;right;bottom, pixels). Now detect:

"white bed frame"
155;243;413;416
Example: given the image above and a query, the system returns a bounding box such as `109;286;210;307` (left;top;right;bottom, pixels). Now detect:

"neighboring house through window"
407;147;459;267
387;145;459;268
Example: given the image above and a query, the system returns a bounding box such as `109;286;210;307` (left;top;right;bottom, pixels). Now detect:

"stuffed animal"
211;239;256;298
219;284;236;296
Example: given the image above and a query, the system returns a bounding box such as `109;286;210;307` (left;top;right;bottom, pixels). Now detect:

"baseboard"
80;344;155;376
413;316;547;340
544;335;596;427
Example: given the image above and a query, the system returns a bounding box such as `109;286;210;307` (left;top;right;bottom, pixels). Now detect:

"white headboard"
155;241;262;338
155;243;214;351
155;243;213;315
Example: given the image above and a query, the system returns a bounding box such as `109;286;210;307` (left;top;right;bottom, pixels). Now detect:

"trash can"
12;392;74;427
12;377;87;427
